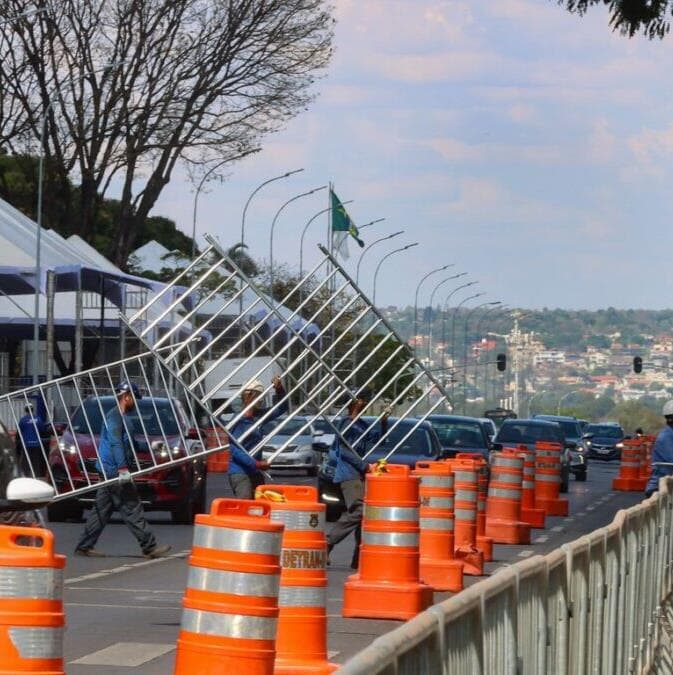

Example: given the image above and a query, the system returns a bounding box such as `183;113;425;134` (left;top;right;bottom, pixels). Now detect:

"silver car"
261;416;330;475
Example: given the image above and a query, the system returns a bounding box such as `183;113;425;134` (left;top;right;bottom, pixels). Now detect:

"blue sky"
155;1;673;311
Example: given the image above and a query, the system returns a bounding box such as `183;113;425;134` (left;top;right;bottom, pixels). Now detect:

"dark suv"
493;418;578;491
585;423;625;460
533;414;590;481
47;396;207;524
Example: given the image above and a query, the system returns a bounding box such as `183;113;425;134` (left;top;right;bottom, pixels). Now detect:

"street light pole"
449;293;484;404
413;264;454;351
359;217;385;231
372;243;419;306
240;168;304;248
269;185;327;302
462;301;499;413
426;273;466;362
472;303;504;404
440;281;477;373
355;230;404;285
557;390;580;415
34;59;125;384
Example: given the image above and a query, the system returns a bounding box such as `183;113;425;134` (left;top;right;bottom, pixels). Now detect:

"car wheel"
172;481;206;525
560;466;570;493
576;469;587;482
47;499;83;523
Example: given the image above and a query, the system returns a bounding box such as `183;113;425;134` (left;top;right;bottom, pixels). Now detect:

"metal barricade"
544;548;569;675
512;556;547;675
584;528;607;674
123;234;453;467
480;569;518;674
1;351;228;500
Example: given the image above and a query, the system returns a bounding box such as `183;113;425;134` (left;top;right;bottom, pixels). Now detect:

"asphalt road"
43;459;644;673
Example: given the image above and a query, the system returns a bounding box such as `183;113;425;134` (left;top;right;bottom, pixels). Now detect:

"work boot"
144;544;171;559
74;548;105;558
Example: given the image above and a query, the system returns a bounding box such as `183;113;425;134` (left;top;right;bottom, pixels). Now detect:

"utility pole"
512;317;521;415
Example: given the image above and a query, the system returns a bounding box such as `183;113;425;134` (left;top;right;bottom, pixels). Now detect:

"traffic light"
496;353;507;371
633;356;643;374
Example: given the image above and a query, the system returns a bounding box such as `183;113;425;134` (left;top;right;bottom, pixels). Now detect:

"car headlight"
616;442;624;449
585;440;592;446
58;441;78;456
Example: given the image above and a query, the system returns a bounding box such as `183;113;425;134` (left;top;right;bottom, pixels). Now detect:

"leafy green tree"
608;401;662;434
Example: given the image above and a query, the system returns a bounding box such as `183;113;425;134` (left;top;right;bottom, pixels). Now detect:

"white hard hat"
663;400;673;416
242;379;265;394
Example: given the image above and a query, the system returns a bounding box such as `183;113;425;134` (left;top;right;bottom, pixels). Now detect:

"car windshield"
376;426;434;457
71;399;183;436
557;421;581;438
586;425;623;439
312;418;335;434
429;420;487;449
497;422;563;445
265;417;312;437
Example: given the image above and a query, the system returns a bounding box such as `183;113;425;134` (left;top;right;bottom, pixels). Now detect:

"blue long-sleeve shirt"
328;416;387;484
646;425;673;492
18;396;48;448
96;407;132;479
227;388;289;476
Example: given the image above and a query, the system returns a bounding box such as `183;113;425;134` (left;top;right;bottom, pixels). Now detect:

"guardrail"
336;477;673;674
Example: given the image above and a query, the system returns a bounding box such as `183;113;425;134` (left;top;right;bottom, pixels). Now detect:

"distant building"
534;350;566;365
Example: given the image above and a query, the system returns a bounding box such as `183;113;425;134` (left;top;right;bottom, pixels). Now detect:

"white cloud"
627;122;673;178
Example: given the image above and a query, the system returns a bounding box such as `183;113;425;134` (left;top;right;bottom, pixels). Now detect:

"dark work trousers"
75;481;157;554
327;478;364;565
228;473;254;499
18;442;47;479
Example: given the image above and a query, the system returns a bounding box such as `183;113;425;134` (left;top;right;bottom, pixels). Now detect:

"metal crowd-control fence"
123;234;453;466
336;476;673;675
0;350;228;500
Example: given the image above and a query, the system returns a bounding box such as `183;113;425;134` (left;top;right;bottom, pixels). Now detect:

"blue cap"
115;381;142;399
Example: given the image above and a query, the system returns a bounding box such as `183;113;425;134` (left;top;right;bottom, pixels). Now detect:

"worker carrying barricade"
343;463;433;620
0;524;66;675
412;461;463;592
484;449;531;545
255;485;337;675
174;499;284;675
534;441;569;517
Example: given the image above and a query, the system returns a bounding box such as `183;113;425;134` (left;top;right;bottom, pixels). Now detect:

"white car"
261;416;333;475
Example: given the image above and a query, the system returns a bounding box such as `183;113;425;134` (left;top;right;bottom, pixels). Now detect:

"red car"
47;396;207;524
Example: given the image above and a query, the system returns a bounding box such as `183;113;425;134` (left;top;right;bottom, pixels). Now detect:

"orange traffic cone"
446;458;484;576
255;485;337;675
205;427;230;473
175;499;284;675
0;524;66;675
342;464;433;620
484;450;531;544
516;445;546;529
612;439;644;491
412;461;463;592
534;442;569;517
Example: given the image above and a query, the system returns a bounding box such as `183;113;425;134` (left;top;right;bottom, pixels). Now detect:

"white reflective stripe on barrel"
490;472;521;485
421;496;453;509
188;566;280;597
193;524;281;555
279;585;326;607
8;627;63;659
270;509;325;531
362;531;419;547
455;489;477;502
0;567;63;599
488;487;521;499
454;471;476;482
536;474;560;483
522;480;535;489
181;608;276;640
419;475;452;488
536;450;559;457
364;505;419;521
492;457;523;468
420;517;454;531
454;508;476;521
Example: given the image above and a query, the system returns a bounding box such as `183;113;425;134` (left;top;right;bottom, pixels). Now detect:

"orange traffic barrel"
255;485;337;675
484;450;531;544
612;439;645;491
412;461;463;592
534;442;569;517
204;427;231;473
0;524;66;675
175;498;284;675
455;453;493;561
636;438;652;490
446;458;484;576
343;464;433;620
516;445;546;529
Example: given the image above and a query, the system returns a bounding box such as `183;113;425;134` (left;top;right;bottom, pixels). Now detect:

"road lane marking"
551;526;563;532
563;518;574;523
70;642;175;666
517;550;534;558
66;550;189;585
586;506;595;511
533;535;549;543
328;651;340;659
